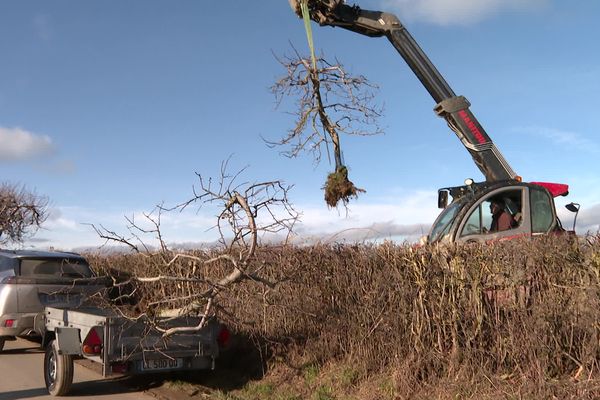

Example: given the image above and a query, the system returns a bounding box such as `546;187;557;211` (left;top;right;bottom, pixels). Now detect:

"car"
0;249;103;352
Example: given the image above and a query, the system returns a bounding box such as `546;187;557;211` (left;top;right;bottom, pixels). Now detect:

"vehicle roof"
441;179;522;201
0;249;85;260
529;181;569;197
441;179;568;202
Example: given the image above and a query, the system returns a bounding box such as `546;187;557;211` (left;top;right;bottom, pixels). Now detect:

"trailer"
42;306;229;396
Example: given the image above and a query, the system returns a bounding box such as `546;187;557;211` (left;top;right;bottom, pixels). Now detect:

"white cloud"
381;0;547;25
28;205;221;251
24;193;600;251
292;221;431;244
23;191;441;250
513;126;599;153
0;126;55;162
578;204;600;234
557;202;600;235
291;190;439;243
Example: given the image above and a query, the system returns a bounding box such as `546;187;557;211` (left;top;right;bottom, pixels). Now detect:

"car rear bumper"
0;313;41;337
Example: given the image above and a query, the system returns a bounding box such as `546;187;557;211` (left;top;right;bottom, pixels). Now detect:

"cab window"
460;189;523;237
429;201;461;243
530;188;554;233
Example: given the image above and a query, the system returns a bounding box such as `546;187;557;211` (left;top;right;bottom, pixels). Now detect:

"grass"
303;364;320;384
243;382;275;398
377;377;395;400
339;367;359;388
313;385;334;400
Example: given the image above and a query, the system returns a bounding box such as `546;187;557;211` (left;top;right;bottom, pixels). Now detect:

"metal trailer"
41;306;228;396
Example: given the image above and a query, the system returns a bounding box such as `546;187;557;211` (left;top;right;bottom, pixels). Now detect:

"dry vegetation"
86;234;600;399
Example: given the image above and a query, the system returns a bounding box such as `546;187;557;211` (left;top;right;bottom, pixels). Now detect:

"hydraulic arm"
291;0;518;182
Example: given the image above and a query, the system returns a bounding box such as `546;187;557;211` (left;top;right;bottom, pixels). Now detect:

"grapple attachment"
288;0;346;24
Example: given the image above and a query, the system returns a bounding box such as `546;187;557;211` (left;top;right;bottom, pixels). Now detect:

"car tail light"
217;326;231;348
82;327;103;355
4;319;15;328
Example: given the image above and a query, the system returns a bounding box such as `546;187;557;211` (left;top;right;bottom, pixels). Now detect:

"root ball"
324;166;365;208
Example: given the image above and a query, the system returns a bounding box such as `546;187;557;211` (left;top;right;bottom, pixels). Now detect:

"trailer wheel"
44;340;74;396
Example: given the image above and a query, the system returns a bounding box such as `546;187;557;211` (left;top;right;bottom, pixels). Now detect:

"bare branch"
269;50;383;165
0;182;48;244
270;49;383;207
90;166;299;337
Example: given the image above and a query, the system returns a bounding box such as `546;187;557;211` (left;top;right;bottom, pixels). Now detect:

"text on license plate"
142;358;183;371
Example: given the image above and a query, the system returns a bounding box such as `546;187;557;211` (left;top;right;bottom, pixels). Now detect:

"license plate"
142;357;183;371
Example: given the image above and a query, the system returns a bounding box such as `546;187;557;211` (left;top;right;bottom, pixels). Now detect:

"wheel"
0;337;5;352
44;340;74;396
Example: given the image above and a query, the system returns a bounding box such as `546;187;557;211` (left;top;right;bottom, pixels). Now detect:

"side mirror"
438;190;449;209
565;202;580;232
565;202;579;213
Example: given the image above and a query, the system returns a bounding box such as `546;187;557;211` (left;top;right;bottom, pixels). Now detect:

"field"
87;234;600;399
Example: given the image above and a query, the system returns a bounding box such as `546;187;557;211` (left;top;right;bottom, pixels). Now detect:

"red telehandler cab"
290;0;580;243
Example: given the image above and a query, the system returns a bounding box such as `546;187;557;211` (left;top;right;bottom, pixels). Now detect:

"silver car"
0;249;103;351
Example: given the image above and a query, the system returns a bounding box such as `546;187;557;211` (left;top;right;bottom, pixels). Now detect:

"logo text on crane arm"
457;110;487;145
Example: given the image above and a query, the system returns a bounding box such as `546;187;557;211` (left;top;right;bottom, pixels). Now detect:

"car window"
19;258;94;278
0;257;16;280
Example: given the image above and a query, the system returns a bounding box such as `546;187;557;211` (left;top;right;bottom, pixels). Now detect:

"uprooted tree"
90;164;298;336
0;182;48;245
270;50;383;208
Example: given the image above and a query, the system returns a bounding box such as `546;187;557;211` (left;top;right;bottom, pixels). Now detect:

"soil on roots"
324;166;365;208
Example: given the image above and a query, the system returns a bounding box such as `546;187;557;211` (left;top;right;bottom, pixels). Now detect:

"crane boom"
292;0;518;182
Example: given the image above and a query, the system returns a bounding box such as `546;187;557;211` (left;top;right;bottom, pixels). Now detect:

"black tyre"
44;340;74;396
0;337;5;352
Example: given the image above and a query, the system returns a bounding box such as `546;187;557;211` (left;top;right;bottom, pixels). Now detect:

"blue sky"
1;0;599;250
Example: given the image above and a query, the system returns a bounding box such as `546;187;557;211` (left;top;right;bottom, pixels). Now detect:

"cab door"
455;186;532;243
529;185;558;236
